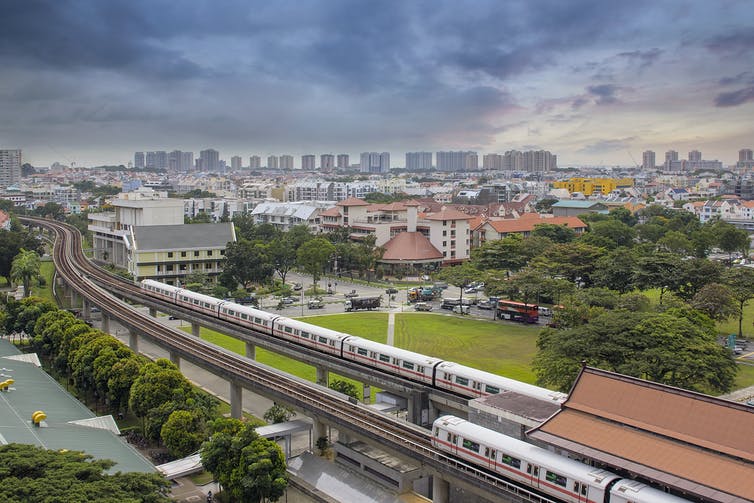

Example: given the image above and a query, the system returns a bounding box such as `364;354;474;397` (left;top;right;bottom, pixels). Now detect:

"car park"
414;302;433;311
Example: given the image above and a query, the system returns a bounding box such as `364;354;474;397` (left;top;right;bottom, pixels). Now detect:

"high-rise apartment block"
482;153;503;170
664;150;679;170
267;156;279;170
280;155;294;170
689;150;702;162
198;149;220;171
0;149;22;187
168;150;193;171
230;156;242;171
336;154;350;170
360;152;390;173
436;151;478;172
406;152;433;171
134;152;145;169
642;150;656;171
737;148;754;170
146;151;168;170
249;155;261;169
320;154;334;171
301;155;316;170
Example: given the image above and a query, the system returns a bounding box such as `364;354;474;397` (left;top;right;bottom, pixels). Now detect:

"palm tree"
10;249;41;297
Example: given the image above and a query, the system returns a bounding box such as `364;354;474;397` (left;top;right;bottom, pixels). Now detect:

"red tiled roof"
528;367;754;503
424;208;474;221
380;232;443;262
319;207;341;217
486;214;586;233
337;197;369;207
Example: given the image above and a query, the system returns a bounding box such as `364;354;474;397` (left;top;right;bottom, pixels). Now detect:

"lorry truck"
344;296;381;312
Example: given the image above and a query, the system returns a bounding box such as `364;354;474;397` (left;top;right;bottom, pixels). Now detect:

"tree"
129;359;193;422
161;410;207;458
535;198;558;213
632;252;682;304
329;379;360;400
201;418;288;502
672;258;723;301
724;267;754;339
108;357;143;413
473;234;528;272
691;283;738;322
583;219;636;249
657;230;694;255
533;309;737;393
223;239;275;289
591;247;636;293
297;237;335;286
34;202;65;220
268;237;297;284
0;443;170;502
264;403;296;424
715;222;749;263
10;248;42;297
531;224;575;243
532;242;606;287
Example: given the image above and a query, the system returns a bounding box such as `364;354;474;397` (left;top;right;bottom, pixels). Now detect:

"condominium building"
336;154;350;170
436;151;477;172
231;156;242;171
482;153;504;170
664;150;679;170
134;152;145;169
168;150;193;172
406;152;433;171
198;149;221;171
320;154;335;171
267;155;279;170
146;151;168;170
737;149;754;170
689;150;702;162
280;155;294;170
249;155;261;169
301;154;316;170
360;152;390;173
0;149;22;187
642;150;656;171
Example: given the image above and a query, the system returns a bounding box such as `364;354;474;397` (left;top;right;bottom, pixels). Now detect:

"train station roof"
528;366;754;503
0;339;154;474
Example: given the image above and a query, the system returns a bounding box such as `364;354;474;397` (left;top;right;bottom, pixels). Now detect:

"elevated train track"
24;217;558;503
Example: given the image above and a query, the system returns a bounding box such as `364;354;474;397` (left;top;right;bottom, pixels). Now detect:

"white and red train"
140;280;566;403
432;415;690;503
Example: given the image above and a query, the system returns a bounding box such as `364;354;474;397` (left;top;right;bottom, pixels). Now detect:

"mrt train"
432;415;691;503
141;280;566;403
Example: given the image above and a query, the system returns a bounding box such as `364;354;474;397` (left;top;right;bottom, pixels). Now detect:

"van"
452;305;470;315
538;306;553;317
414;302;433;312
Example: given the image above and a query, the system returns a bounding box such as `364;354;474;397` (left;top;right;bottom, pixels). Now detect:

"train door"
526;463;540;488
572;480;589;502
484;447;496;471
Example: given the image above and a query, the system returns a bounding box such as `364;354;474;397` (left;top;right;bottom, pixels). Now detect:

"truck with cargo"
344;296;381;312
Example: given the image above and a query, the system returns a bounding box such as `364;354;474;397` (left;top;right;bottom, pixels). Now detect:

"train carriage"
218;302;278;334
434;361;566;402
343;337;441;385
173;288;226;317
432;415;618;503
141;279;182;301
272;317;352;356
609;480;690;503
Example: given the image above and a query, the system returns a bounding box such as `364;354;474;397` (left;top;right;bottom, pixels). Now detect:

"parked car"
293;283;303;291
280;296;296;305
476;299;494;310
344;289;359;298
385;287;399;294
307;298;325;309
433;282;448;290
452;305;470;315
414;302;433;312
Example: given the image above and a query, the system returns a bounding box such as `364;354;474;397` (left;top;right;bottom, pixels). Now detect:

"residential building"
267;155;279;170
436;151;477;172
301;154;316;170
145;151;168;170
736;149;754;170
482;154;504;170
360;152;390;173
134;152;145;169
0;149;22;187
522;150;555;172
250;201;327;232
198;149;220;171
689;150;702;162
664;150;679;170
550;200;609;217
336;154;350;170
552;177;634;196
230;156;242;171
406;152;433;171
320;154;334;171
473;213;587;247
168;150;193;172
280;155;294;170
642;150;655;171
249;155;261;169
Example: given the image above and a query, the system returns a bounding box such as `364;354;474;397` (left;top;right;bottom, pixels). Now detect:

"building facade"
436;151;477;172
336;154;350;170
406;152;433;171
280;155;294;170
301;155;316;170
0;149;22;187
642;150;656;171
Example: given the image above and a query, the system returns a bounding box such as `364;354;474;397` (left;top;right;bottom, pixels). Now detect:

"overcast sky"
2;0;754;168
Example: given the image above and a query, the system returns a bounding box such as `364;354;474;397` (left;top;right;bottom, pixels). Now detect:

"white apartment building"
301;155;316;170
250;201;328;232
336;154;350;170
406;152;433;171
230;156;242;170
320;154;334;171
436;151;478;172
267;156;279;170
249;155;261;169
280;155;294;170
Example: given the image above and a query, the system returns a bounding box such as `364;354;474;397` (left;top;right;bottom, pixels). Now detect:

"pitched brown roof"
337;197;369;207
380;232;443;262
528;366;754;503
486;214;586;234
424;208;474;221
319;206;341;217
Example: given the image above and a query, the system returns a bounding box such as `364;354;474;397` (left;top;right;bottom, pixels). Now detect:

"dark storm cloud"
715;87;754;107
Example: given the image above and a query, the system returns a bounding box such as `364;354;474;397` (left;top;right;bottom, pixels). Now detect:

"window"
443;230;447;236
501;453;521;469
455;376;469;386
443;241;447;247
485;385;500;394
434;427;439;436
318;336;328;343
357;348;368;356
167;265;174;271
546;471;567;487
462;438;480;453
194;251;200;257
181;251;187;257
284;326;293;333
402;361;415;370
220;250;225;255
240;313;248;320
208;250;213;256
301;331;310;339
379;354;390;363
168;252;173;258
254;317;262;324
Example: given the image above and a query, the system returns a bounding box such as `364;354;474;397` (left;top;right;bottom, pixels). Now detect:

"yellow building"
552;177;634;196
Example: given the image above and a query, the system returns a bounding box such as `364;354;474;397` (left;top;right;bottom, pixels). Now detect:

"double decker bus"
496;300;539;323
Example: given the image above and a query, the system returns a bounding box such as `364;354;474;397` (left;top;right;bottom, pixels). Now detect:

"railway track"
24;216;558;503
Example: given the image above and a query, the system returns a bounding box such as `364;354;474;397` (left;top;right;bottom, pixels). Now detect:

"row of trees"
435;205;749;393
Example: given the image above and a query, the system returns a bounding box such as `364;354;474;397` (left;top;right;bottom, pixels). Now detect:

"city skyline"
2;1;753;167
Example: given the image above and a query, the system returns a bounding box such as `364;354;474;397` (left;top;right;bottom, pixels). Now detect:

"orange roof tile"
380;232;443;262
337;197;369;207
424;208;474;221
486;214;586;233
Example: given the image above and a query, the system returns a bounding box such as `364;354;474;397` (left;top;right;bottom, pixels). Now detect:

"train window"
447;432;451;442
452;434;457;444
444;373;450;379
545;471;567;487
574;482;579;492
228;310;235;316
485;447;490;457
581;484;587;496
490;449;496;459
301;331;310;338
284;327;293;333
193;300;199;305
318;336;328;343
254;317;262;324
379;354;390;363
240;314;248;320
402;361;415;370
501;453;521;469
370;352;376;358
418;365;425;373
526;464;539;476
485;385;500;394
462;438;480;453
434;427;439;436
473;382;481;390
357;348;368;356
455;376;469;386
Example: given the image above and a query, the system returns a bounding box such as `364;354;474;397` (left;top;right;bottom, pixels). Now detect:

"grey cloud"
719;72;754;86
715;87;754;107
586;84;621;105
579;138;635;154
617;48;662;70
706;30;754;55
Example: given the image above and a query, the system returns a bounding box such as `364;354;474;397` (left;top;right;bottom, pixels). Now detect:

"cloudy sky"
2;0;754;168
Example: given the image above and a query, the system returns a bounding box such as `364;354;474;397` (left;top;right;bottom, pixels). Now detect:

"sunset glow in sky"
3;1;754;167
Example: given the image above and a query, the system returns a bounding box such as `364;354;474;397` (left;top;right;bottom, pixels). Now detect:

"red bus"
497;300;539;323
